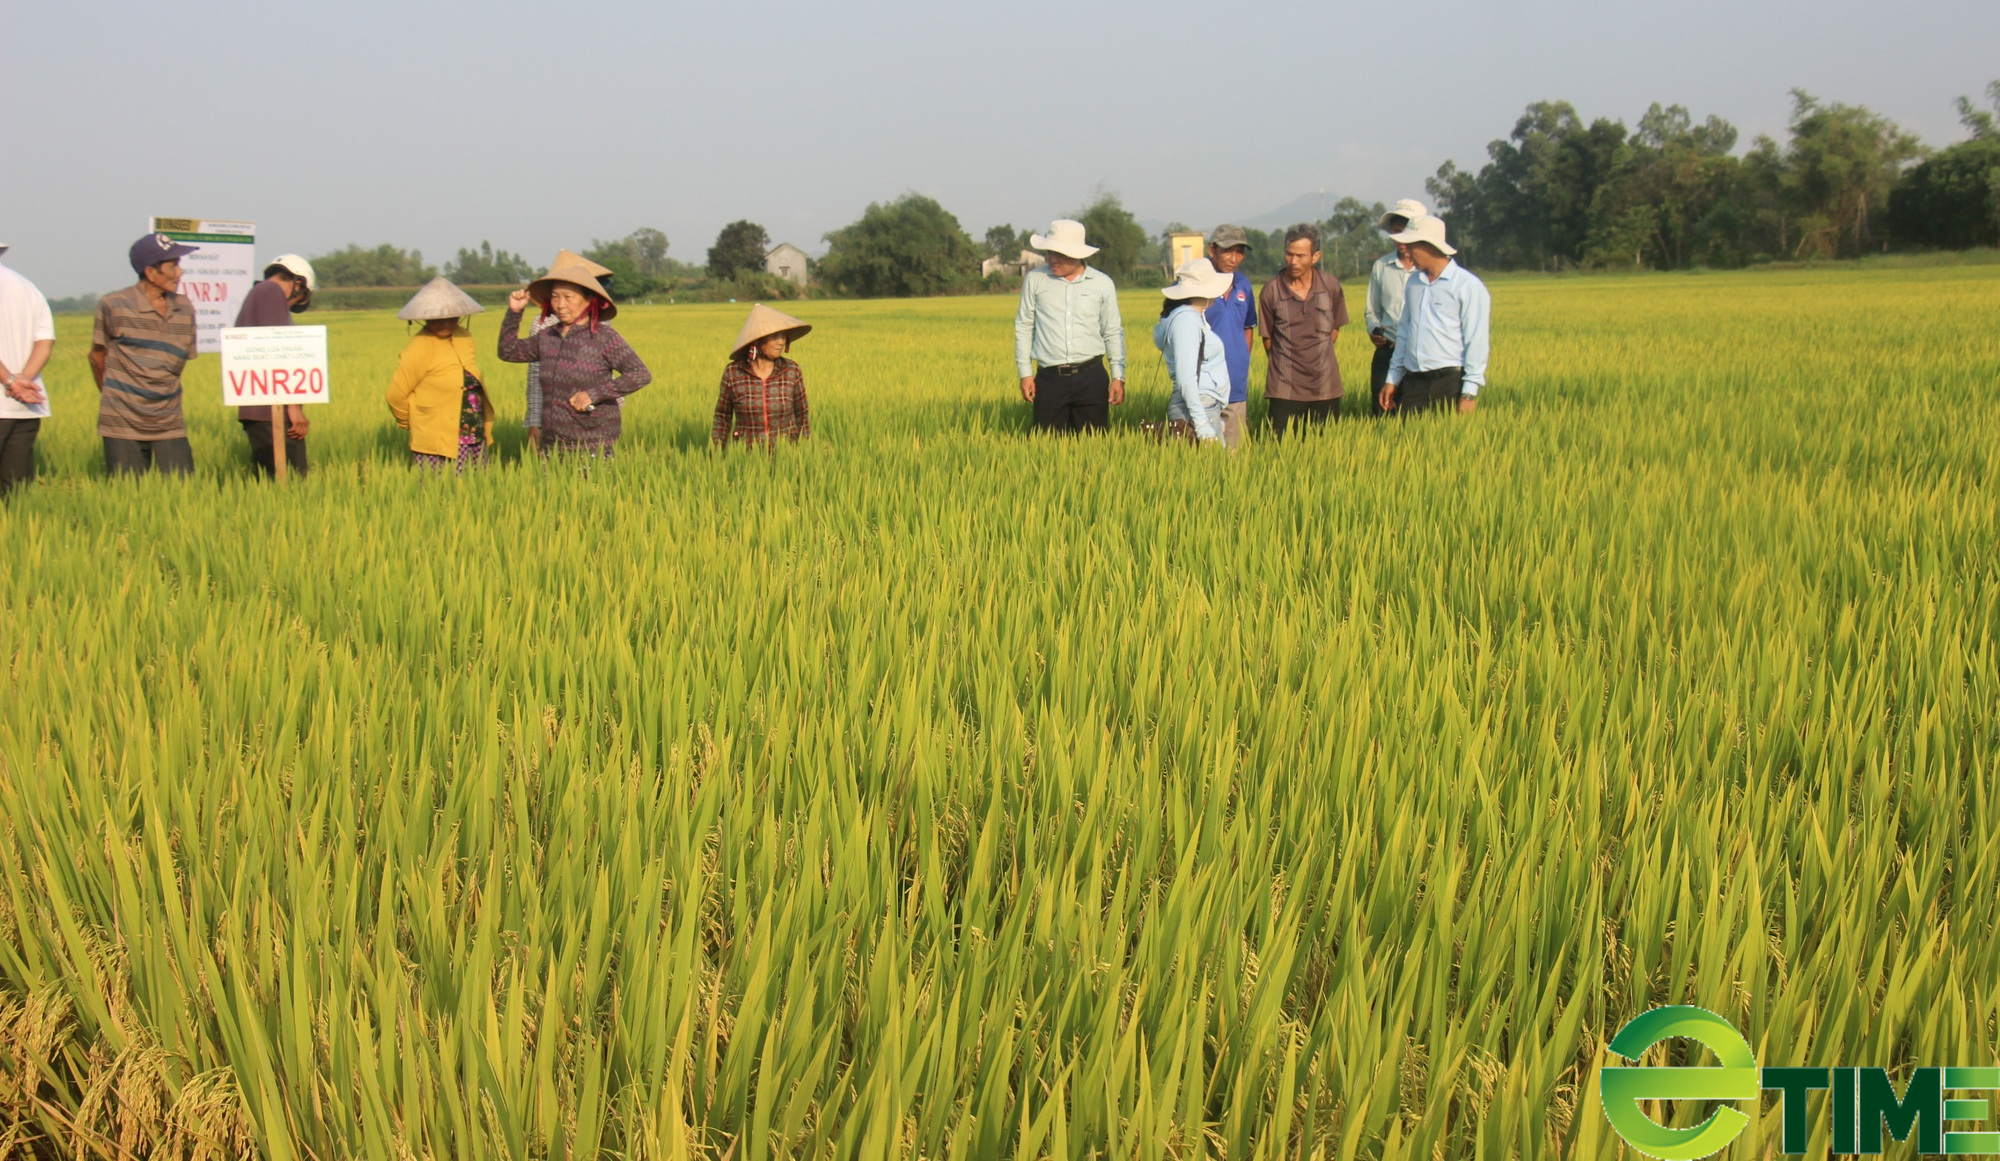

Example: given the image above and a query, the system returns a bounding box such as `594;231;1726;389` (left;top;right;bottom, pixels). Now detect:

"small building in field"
982;249;1047;279
1168;231;1207;274
765;243;810;288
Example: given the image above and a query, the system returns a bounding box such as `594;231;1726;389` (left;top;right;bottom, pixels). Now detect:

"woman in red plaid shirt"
712;304;812;446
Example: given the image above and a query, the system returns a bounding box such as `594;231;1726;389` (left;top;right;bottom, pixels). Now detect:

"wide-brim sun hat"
1029;219;1099;260
731;303;812;361
1162;257;1234;301
1389;214;1457;256
1377;198;1430;231
528;263;618;320
398;277;485;322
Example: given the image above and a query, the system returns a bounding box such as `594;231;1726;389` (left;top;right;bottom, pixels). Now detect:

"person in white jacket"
1152;258;1235;444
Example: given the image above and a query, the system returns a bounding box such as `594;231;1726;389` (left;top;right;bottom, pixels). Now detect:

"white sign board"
220;326;330;407
150;216;256;354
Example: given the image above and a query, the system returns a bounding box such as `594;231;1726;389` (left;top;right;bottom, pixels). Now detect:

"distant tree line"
1427;83;2000;270
255;80;2000;308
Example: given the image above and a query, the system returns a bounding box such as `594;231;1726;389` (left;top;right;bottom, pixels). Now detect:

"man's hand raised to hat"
507;288;532;312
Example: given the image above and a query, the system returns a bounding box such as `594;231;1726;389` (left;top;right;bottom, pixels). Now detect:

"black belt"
1404;365;1462;379
1041;357;1102;376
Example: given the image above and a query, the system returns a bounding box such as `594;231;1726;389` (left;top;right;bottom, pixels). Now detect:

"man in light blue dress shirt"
1380;215;1490;416
1014;219;1126;431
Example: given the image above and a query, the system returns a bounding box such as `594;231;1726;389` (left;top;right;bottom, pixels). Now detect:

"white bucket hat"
1389;214;1456;256
1029;219;1099;260
1161;257;1234;301
398;277;485;322
1377;198;1430;231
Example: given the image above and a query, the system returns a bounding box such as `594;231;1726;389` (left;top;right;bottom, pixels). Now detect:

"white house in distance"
765;243;809;288
981;249;1048;279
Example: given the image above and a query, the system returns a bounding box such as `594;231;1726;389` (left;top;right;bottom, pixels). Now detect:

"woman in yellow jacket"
386;278;492;470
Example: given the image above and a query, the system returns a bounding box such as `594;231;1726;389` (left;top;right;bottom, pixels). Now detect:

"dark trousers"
1368;343;1396;415
0;418;39;495
1393;366;1464;416
1033;358;1109;432
1268;397;1341;439
242;420;308;478
104;436;194;476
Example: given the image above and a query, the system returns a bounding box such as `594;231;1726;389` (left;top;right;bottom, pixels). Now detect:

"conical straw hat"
528;263;618;320
547;249;615;280
731;303;811;360
397;277;485;321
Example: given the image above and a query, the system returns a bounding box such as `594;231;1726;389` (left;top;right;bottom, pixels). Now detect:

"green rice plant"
0;264;1996;1158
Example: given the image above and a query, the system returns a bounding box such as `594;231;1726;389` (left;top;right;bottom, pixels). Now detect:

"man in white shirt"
1380;216;1490;417
1014;219;1126;431
0;243;56;496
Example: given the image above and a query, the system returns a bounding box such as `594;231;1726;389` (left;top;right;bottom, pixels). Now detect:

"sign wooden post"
220;326;329;482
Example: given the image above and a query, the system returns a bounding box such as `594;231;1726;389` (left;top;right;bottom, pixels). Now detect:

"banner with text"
221;326;330;407
151;217;256;354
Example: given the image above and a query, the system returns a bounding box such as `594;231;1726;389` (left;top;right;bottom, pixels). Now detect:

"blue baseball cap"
129;232;199;275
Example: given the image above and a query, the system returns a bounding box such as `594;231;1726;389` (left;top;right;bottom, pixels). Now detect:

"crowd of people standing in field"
1018;202;1490;446
0;202;1489;492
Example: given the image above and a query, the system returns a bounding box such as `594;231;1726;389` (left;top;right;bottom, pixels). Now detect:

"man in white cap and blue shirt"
1366;198;1427;416
1014;219;1125;432
1203;224;1258;448
1379;215;1490;416
0;241;56;496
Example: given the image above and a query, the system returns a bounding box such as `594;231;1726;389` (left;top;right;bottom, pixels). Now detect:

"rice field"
0;265;1996;1159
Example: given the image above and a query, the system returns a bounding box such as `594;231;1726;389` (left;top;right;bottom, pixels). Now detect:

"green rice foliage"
1;266;1997;1158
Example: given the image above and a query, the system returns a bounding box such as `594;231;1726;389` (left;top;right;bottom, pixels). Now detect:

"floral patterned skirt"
414;375;488;472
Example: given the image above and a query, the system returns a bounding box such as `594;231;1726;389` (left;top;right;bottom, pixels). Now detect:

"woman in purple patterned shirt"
497;262;650;457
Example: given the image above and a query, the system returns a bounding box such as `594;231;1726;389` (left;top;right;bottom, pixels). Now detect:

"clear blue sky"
4;0;1995;297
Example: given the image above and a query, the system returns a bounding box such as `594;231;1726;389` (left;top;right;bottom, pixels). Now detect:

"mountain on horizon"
1137;191;1374;240
1237;192;1349;231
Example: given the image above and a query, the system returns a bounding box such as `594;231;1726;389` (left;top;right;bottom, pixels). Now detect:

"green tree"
1316;197;1392;280
1952;79;2000;140
1421;102;1627;269
1889;82;2000;250
818;194;979;298
1765;90;1923;258
707;221;771;281
444;241;535;285
583;228;675;298
309;243;437;287
983;224;1031;259
1584;105;1745;269
1886;141;2000;249
1070;193;1148;283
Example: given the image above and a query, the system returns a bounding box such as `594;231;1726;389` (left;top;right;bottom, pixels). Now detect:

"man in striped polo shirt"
89;233;200;475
